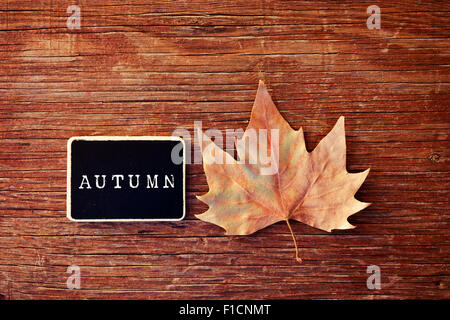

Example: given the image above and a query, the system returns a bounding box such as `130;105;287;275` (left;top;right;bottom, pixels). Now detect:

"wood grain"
0;0;449;299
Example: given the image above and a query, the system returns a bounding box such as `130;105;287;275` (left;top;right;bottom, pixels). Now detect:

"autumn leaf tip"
257;80;268;93
194;213;203;220
196;194;209;204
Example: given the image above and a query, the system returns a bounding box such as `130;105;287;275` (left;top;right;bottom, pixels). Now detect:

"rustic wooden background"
0;0;449;300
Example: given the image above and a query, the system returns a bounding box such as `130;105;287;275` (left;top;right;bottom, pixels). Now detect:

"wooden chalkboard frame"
66;136;186;222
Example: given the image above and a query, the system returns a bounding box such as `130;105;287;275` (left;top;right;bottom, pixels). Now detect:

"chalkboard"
67;136;185;221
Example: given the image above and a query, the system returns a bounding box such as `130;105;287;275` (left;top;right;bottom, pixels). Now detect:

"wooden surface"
0;0;449;300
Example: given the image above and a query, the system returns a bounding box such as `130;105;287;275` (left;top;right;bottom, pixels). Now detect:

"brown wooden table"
0;0;449;299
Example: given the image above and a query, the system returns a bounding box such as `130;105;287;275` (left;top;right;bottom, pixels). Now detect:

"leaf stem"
285;219;302;263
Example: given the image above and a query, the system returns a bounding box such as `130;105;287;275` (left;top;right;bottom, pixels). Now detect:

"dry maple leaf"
196;80;370;263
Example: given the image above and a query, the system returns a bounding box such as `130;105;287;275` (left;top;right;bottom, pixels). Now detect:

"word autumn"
78;174;175;190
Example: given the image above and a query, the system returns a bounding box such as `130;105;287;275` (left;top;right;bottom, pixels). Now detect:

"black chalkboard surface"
67;137;185;221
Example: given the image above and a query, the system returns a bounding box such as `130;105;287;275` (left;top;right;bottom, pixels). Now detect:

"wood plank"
0;0;449;299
